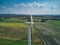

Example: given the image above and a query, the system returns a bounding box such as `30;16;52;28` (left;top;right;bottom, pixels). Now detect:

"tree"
0;18;4;21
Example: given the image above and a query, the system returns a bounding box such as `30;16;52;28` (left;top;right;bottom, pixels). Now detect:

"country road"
34;22;60;45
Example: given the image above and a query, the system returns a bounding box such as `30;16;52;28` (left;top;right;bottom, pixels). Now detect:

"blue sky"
0;0;60;15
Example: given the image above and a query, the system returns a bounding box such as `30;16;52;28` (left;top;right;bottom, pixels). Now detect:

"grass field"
0;38;41;45
47;20;60;27
0;38;40;45
0;23;27;28
0;22;28;40
0;38;28;45
0;18;25;23
0;18;60;45
0;38;37;45
0;22;41;45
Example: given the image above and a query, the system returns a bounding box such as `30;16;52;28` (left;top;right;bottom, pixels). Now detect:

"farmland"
0;38;40;45
47;20;60;27
0;17;42;45
34;20;60;45
0;14;60;45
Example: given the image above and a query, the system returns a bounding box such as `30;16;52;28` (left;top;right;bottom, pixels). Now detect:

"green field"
0;18;41;45
0;23;27;28
0;38;40;45
0;23;40;45
0;18;25;23
0;38;27;45
1;18;60;45
0;22;28;40
47;20;60;27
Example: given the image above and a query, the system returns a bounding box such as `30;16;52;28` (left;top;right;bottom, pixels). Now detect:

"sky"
0;0;60;15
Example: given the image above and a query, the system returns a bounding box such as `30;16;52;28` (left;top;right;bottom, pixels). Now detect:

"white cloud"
20;4;26;6
14;1;59;10
14;1;47;8
32;1;46;7
0;1;60;14
14;3;25;7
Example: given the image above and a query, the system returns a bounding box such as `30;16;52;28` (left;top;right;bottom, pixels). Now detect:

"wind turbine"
25;8;34;45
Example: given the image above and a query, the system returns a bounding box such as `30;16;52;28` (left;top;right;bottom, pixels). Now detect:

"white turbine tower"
25;7;34;45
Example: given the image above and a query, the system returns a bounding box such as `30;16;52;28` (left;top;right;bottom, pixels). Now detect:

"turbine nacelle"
25;22;34;25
